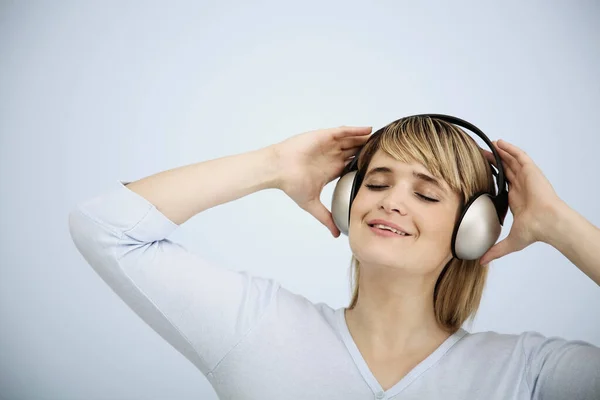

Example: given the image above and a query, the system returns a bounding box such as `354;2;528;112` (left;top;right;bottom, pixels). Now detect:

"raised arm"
125;145;281;225
539;200;600;285
68;126;371;375
479;139;600;285
125;125;372;235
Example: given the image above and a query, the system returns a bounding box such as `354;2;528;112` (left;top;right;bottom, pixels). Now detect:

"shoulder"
458;329;576;350
455;329;600;366
270;284;338;326
458;330;600;398
462;329;598;350
451;329;549;362
453;329;527;356
441;330;600;399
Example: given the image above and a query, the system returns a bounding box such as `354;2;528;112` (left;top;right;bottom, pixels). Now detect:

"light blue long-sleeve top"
68;179;600;400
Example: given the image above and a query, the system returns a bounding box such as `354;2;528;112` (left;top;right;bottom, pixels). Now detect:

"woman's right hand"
272;125;373;238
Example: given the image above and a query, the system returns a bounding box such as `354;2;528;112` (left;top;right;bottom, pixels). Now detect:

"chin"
351;239;413;268
350;237;443;275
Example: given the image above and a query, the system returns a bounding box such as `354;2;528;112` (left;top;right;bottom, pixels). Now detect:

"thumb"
480;236;515;265
304;198;341;238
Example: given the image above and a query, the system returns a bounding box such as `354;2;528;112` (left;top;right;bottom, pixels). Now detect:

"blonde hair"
348;116;496;333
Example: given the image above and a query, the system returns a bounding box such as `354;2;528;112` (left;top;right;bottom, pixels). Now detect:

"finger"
479;236;516;265
341;148;360;159
339;135;371;150
481;148;515;183
481;148;496;167
344;157;355;167
497;139;532;166
495;142;520;174
332;126;373;139
503;167;517;187
485;146;516;182
304;199;341;238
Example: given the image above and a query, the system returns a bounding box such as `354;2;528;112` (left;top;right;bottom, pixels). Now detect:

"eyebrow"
364;166;448;194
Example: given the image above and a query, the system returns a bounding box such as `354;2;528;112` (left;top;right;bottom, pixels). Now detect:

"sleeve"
521;331;600;400
68;179;281;375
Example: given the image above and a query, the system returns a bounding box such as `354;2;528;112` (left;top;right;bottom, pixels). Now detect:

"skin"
346;149;462;359
479;140;600;285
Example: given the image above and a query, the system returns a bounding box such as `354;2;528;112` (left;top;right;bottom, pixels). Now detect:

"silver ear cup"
454;194;502;260
331;170;358;236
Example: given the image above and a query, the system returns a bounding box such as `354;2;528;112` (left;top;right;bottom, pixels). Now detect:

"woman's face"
348;149;462;276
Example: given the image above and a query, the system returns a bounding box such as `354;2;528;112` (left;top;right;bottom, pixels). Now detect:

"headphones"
330;114;509;261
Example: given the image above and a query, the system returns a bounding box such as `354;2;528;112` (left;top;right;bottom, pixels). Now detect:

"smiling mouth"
367;223;412;237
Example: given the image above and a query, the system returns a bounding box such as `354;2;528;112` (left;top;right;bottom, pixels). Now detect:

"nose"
378;188;408;216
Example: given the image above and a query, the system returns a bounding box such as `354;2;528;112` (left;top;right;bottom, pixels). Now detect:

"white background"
1;1;599;399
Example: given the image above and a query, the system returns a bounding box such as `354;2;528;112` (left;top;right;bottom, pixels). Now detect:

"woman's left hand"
478;140;564;265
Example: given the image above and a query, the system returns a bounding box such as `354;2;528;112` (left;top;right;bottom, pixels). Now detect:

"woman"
69;115;600;399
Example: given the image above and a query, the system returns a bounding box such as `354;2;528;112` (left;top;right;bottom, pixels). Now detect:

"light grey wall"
1;1;599;399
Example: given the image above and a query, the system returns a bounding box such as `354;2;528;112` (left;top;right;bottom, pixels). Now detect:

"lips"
369;225;411;238
366;219;412;236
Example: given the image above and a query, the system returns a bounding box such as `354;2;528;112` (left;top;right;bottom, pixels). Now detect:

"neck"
345;264;451;357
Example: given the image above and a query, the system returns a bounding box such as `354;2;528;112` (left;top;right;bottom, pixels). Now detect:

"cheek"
348;208;364;237
419;211;457;242
349;192;368;221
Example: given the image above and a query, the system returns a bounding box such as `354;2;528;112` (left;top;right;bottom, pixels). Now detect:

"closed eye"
365;184;439;203
416;193;439;202
365;184;387;190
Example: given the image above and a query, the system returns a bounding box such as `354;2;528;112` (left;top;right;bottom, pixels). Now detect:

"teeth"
372;224;408;236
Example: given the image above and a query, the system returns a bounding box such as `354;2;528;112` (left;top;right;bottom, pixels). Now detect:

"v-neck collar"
335;307;468;398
